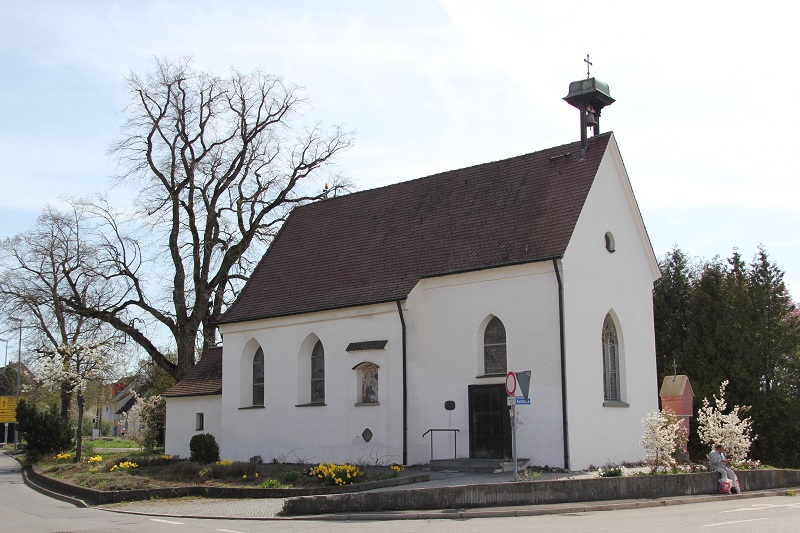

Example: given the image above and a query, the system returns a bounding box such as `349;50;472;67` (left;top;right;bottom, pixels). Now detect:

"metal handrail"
422;428;460;461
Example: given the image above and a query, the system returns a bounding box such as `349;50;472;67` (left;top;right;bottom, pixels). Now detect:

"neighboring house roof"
116;394;137;415
162;347;223;398
110;381;128;397
219;133;612;324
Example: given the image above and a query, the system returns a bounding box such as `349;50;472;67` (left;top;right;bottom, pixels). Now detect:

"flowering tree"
123;391;165;449
640;409;688;473
41;341;123;461
697;380;756;464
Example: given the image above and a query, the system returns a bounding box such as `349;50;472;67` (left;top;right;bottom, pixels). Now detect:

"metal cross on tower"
584;54;592;78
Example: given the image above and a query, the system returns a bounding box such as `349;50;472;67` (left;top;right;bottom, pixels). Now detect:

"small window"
605;231;616;253
311;340;325;403
483;316;507;374
360;364;379;404
195;413;204;431
602;314;620;401
253;348;265;406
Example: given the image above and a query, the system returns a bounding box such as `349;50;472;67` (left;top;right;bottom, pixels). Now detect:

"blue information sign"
515;398;531;405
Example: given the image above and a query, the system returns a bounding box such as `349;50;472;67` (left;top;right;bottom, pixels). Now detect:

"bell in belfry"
585;107;597;127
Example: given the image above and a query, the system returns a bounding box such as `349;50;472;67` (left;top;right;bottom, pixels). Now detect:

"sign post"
0;396;16;423
511;402;518;480
506;371;532;481
0;396;16;447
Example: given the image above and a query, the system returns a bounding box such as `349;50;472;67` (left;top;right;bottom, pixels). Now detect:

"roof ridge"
295;132;614;212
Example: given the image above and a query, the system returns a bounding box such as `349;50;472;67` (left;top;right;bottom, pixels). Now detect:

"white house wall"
165;395;222;459
218;264;566;467
218;303;404;465
406;263;565;467
561;135;660;469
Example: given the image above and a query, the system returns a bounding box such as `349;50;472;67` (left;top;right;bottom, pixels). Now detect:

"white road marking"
150;518;185;525
704;518;770;527
722;503;800;513
215;529;246;533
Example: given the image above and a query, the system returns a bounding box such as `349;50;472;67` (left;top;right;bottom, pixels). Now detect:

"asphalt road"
3;453;799;532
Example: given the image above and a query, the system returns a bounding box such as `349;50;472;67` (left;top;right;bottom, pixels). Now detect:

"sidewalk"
93;467;609;519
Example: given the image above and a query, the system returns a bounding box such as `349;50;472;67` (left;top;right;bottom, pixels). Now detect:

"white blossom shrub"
123;391;143;441
640;409;687;473
139;394;166;449
697;380;756;465
121;391;165;449
41;341;120;461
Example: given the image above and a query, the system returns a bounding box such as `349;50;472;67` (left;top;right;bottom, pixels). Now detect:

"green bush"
80;418;112;437
15;400;72;460
189;433;220;464
258;478;288;488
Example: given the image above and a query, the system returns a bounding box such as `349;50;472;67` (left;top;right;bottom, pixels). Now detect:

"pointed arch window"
253;348;264;406
483;316;507;375
311;340;325;403
602;315;619;401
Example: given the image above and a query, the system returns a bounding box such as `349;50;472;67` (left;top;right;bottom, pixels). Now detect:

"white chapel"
164;77;661;470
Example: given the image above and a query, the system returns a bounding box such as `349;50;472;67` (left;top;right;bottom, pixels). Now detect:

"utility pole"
10;318;22;450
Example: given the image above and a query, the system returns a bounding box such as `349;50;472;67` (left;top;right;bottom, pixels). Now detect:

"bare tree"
0;207;112;423
60;58;353;381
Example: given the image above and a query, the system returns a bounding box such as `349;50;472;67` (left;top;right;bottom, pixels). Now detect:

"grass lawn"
83;438;142;449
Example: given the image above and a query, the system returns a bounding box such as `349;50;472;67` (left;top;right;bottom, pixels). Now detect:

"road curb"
301;488;800;521
6;453;90;509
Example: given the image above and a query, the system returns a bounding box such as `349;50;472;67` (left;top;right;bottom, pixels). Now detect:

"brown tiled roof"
219;134;612;324
162;347;222;398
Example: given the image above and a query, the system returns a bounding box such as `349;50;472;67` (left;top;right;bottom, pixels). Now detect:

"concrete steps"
428;458;530;473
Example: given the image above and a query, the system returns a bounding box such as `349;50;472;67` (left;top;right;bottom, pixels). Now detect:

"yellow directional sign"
0;396;17;423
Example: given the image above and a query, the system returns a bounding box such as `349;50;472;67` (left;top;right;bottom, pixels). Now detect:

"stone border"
25;464;429;505
303;488;799;522
282;469;800;516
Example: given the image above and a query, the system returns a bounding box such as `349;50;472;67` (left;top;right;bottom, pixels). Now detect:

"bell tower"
563;55;615;157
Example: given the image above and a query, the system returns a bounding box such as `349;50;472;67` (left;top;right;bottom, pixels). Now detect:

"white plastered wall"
405;262;564;467
165;395;222;459
217;302;404;465
561;134;661;469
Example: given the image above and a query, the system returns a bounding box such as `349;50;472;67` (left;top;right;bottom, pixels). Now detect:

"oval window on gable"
605;231;616;253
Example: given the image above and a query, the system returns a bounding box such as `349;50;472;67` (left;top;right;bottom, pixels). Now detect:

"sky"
1;0;798;299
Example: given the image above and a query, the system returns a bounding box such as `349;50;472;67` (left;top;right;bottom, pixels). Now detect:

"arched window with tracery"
311;340;325;403
253;347;264;406
483;316;507;375
602;314;620;401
